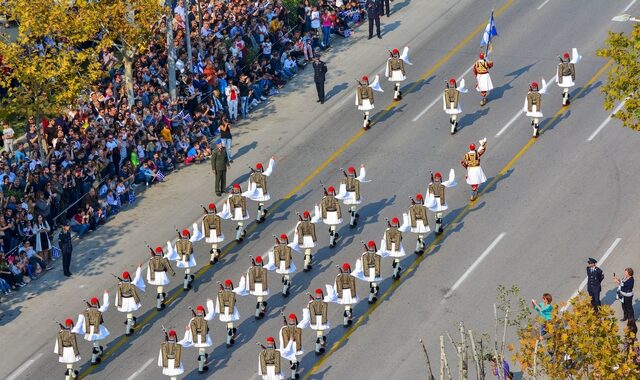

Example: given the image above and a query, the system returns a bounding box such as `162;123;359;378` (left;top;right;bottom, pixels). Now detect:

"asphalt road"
2;0;640;379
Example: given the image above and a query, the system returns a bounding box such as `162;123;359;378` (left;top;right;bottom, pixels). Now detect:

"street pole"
184;1;193;73
165;0;177;102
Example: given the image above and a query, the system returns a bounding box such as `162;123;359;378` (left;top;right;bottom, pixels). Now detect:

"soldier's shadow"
405;75;436;95
457;108;490;132
490;82;513;101
574;80;602;100
540;109;571;134
372;104;407;125
382;20;401;34
481;168;514;196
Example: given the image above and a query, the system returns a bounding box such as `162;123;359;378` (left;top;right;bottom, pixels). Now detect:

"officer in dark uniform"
312;57;328;104
59;222;73;277
378;0;390;17
586;257;604;311
367;0;382;40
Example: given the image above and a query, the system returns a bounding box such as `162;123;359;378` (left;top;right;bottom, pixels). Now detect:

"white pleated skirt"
390;70;406;81
558;75;575;88
55;344;81;363
147;270;170;286
323;211;342;225
206;229;225;243
466;166;487;185
219;306;240;322
117;297;141;313
158;352;185;376
250;283;269;297
84;325;110;341
176;255;196;268
411;219;431;234
476;73;493;92
338;289;359;305
276;261;296;274
232;208;250;221
358;99;374;111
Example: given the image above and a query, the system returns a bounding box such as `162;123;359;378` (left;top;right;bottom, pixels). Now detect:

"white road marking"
6;353;43;380
560;238;621;312
443;233;506;299
126;358;154;380
537;0;551;10
586;100;627;141
623;0;638;12
412;65;474;122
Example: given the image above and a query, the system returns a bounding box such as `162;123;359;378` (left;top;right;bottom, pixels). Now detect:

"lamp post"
164;0;177;102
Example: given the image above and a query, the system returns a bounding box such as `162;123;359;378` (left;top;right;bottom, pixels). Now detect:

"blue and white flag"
480;11;498;51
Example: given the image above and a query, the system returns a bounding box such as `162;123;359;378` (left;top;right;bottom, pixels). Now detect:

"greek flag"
480;11;498;51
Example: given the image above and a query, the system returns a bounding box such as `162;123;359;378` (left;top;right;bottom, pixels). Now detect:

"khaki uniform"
84;307;103;333
443;88;460;110
309;300;328;325
189;317;209;343
385;227;402;248
336;273;357;299
342;177;361;201
409;203;428;227
274;244;292;270
557;61;576;84
229;194;247;216
116;282;141;306
148;256;175;282
357;85;374;106
428;182;446;206
321;196;341;219
57;330;80;357
250;172;268;194
259;347;281;375
160;341;183;368
249;266;268;292
281;326;302;350
203;214;222;237
176;238;193;261
361;251;381;278
526;92;542;112
387;58;406;77
296;221;317;245
218;290;236;311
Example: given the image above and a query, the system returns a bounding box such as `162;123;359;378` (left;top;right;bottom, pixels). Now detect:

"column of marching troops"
53;46;581;380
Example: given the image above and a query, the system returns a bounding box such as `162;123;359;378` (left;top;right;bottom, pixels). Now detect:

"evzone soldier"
180;302;215;374
244;156;276;224
355;75;383;130
442;78;468;135
146;245;175;311
54;318;81;379
301;288;330;355
556;49;580;106
249;255;270;319
215;278;247;347
115;266;145;336
278;312;305;379
293;209;320;271
385;47;411;101
401;194;430;255
257;336;284;380
321;185;342;248
73;292;110;365
158;329;184;380
265;234;297;297
326;263;359;326
227;183;250;242
201;203;226;264
523;81;547;138
461;139;487;201
174;229;196;291
379;217;405;280
336;164;369;228
353;240;382;303
474;52;494;106
426;169;457;235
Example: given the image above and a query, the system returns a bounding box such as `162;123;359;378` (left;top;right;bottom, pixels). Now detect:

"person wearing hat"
258;336;284;380
215;278;245;346
404;193;430;255
353;241;383;303
336;164;369;228
379;217;406;279
334;262;358;326
54;318;81;378
74;292;110;365
158;329;184;379
355;75;383;130
293;209;319;271
248;256;270;319
265;234;297;297
210;138;230;196
227;183;250;242
442;78;468;135
556;50;577;106
385;47;407;100
523;81;544;138
586;257;604;312
426;169;457;235
146;246;176;310
473;52;494;106
304;288;330;354
115;266;145;336
461;138;488;201
181;303;214;374
321;185;342;248
279;312;305;378
244;156;277;224
202;203;226;264
59;221;73;277
312;56;328;104
174;229;196;291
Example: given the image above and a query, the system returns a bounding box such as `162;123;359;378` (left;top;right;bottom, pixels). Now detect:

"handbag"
52;246;61;259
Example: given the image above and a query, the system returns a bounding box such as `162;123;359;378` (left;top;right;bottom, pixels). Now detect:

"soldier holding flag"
477;11;498;106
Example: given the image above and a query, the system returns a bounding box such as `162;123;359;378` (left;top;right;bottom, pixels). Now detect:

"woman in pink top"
321;10;332;48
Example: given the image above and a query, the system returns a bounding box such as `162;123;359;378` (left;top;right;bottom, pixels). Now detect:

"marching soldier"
293;210;319;271
328;263;359;326
258;337;284;380
181;303;215;374
556;49;580;106
461;139;487;201
385;47;411;101
380;217;405;279
249;256;270;319
215;278;246;347
174;229;196;291
304;288;330;354
442;78;468;135
426;169;457;235
321;185;342;248
244;156;276;223
201;203;226;264
336;165;369;228
474;52;494;106
74;292;110;365
54;318;81;379
353;241;382;303
523;81;545;138
279;313;304;379
403;194;430;255
355;75;383;130
115;266;145;336
147;246;175;311
266;234;297;297
227;183;250;242
158;329;184;379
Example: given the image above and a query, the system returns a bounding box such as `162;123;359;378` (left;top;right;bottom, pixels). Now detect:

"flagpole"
484;9;494;57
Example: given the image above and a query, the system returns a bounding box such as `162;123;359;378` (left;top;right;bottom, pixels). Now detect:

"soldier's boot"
235;223;245;242
343;307;353;326
91;343;101;365
256;203;268;223
65;364;78;379
480;92;488;106
470;185;478;201
291;360;300;379
394;83;402;100
315;334;325;354
415;235;425;255
450;115;458;135
392;259;402;280
156;290;164;311
329;227;337;248
435;213;444;235
563;89;570;105
226;324;236;346
125;313;134;336
368;283;377;304
349;206;358;228
183;273;191;290
532;118;540;138
197;348;209;373
210;244;220;264
282;275;290;297
303;250;312;271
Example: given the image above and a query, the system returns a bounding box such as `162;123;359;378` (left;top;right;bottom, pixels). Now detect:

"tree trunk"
124;50;135;107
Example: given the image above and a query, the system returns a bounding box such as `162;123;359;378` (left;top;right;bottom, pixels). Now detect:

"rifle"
336;264;343;274
248;165;256;174
429;170;434;183
256;342;267;350
295;210;303;222
161;325;169;341
55;320;66;330
216;281;224;292
320;180;328;196
250;255;256;266
356;79;363;86
145;242;155;257
385;217;391;228
111;273;123;282
410;196;416;205
188;306;196;317
306;291;314;302
281;311;287;326
82;298;93;308
175;227;182;240
272;234;280;245
360;240;368;251
200;204;210;215
339;167;348;178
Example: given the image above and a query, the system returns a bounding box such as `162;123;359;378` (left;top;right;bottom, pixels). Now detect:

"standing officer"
313;56;328;104
378;0;390;17
211;138;230;196
367;0;382;40
59;222;73;277
586;258;604;312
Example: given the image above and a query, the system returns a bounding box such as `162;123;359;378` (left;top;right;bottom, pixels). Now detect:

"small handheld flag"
480;10;498;56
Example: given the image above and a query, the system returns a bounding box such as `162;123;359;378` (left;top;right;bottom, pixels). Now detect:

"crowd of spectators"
0;0;369;295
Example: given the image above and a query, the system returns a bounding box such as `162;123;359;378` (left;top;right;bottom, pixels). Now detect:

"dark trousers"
588;288;601;310
379;0;390;16
368;17;381;38
215;169;227;194
315;81;325;103
622;296;634;320
62;248;72;275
